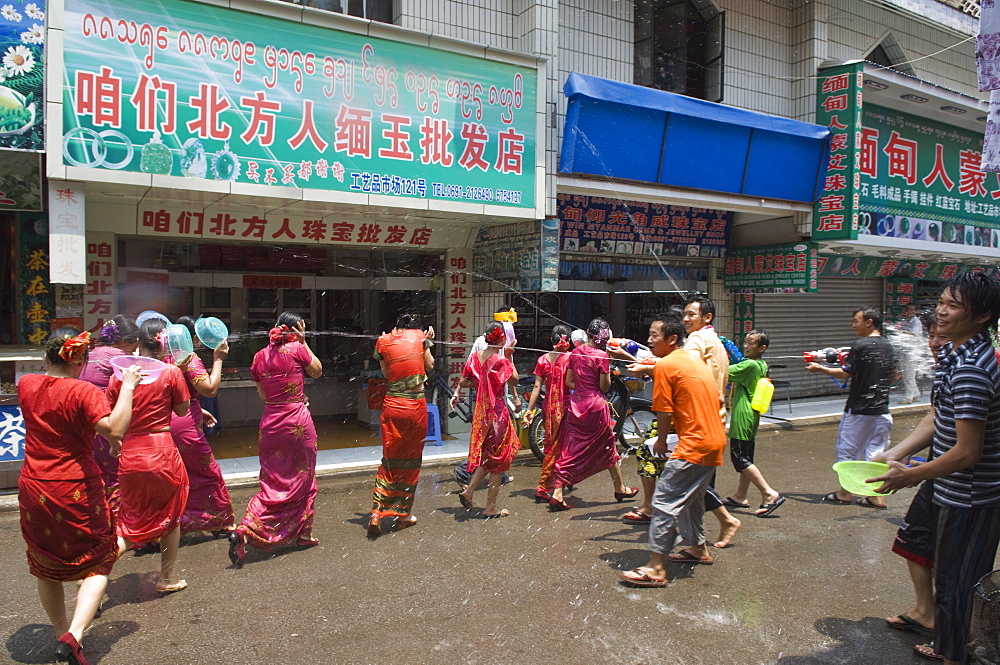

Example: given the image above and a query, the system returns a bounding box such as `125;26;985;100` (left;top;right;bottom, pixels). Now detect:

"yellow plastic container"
750;377;774;414
493;309;517;322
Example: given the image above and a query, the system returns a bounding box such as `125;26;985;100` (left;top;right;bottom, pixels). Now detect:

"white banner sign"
48;182;87;284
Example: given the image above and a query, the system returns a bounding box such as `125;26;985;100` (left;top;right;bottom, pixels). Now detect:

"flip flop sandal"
721;497;751;508
821;492;853;505
667;550;714;565
886;614;934;638
857;496;887;509
754;495;786;517
483;509;510;519
155;579;188;594
457;492;473;509
619;568;668;587
913;643;944;662
623;509;652;523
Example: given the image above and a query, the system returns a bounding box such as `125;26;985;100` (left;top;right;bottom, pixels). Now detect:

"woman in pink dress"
548;318;637;511
229;312;322;568
107;319;191;593
79;315;140;517
523;324;572;502
169;316;235;535
450;322;521;518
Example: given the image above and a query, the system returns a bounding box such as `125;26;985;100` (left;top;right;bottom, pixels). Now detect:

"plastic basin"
110;355;167;385
832;460;891;496
194;316;229;349
165;324;194;363
136;310;171;327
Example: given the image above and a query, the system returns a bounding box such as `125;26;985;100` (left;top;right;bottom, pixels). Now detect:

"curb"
758;403;929;432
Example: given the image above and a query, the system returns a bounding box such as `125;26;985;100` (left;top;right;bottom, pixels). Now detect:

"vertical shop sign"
0;0;45;151
540;215;560;292
732;293;756;343
885;278;918;319
84;233;117;332
813;63;863;241
19;212;54;344
62;0;537;210
48;182;87;284
444;249;473;393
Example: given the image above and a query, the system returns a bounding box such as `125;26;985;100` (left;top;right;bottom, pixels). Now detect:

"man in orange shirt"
620;311;726;587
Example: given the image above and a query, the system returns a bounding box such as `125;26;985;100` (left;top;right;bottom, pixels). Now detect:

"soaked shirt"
842;335;894;415
931;332;1000;508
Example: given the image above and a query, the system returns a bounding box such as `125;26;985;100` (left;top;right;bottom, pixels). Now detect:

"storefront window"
283;0;394;23
634;0;724;102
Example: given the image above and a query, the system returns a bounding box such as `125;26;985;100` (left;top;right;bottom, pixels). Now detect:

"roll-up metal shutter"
752;277;884;398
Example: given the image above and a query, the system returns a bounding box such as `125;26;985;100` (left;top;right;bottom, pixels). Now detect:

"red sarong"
117;432;189;544
18;474;117;581
372;395;427;517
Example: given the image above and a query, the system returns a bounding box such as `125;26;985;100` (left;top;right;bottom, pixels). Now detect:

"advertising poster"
0;0;44;151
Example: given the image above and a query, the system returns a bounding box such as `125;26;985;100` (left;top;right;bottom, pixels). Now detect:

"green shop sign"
813;63;863;241
61;0;537;209
816;254;998;280
724;242;818;292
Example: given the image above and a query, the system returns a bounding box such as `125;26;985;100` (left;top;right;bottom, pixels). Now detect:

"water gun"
803;347;850;366
493;309;517;347
608;338;653;361
718;335;744;364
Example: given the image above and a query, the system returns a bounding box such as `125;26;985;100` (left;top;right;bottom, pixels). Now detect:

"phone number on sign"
431;182;522;204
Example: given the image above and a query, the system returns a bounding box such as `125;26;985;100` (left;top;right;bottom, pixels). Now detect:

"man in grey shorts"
806;305;895;507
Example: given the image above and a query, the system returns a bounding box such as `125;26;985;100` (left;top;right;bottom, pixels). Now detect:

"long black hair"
139;318;167;354
276;311;303;329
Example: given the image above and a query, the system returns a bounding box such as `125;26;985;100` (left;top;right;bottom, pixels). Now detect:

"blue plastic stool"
425;404;443;446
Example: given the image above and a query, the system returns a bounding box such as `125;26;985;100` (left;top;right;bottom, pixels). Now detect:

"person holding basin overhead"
229;312;323;568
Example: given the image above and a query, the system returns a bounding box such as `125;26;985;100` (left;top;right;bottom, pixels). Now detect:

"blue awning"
560;73;831;203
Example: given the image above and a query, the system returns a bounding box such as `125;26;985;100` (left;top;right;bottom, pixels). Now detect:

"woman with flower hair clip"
18;328;142;665
228;311;322;568
107;318;192;594
79;315;140;517
451;321;521;518
524;324;573;503
547;318;637;511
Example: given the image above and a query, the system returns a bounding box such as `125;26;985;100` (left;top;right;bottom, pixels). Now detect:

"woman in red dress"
106;319;191;593
367;314;435;537
523;324;573;502
450;322;521;518
79;315;140;518
18;328;141;665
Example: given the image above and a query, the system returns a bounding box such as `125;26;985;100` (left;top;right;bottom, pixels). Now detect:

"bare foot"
714;518;741;548
395;516;417;530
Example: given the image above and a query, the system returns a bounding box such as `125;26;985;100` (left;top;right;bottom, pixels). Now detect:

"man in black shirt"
806;306;895;507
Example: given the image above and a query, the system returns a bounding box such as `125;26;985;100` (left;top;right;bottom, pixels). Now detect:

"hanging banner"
885;278;918;319
540;215;560;292
84;233;117;332
724;242;818;292
48;182;87;284
813;63;863;241
19;212;54;344
857;104;1000;248
732;292;756;342
61;0;537;210
558;193;733;258
0;0;45;151
0;150;42;210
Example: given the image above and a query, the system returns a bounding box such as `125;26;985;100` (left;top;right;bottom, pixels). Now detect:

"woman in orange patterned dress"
450;322;521;518
18;329;141;665
523;324;572;502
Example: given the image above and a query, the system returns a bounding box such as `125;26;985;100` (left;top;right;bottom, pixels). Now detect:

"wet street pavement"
2;412;989;665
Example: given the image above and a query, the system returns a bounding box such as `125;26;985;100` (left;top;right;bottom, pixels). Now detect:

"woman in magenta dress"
79;315;140;517
18;329;141;665
229;312;322;568
548;318;637;511
523;324;572;502
107;319;191;593
169;316;235;535
450;322;521;518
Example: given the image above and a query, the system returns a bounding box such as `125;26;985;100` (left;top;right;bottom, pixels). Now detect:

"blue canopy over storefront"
560;73;831;203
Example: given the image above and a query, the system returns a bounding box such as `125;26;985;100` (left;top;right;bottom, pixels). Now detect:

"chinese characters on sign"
558;194;733;257
19;213;55;344
858;104;1000;248
48;182;87;284
63;0;537;209
885;278;917;318
815;254;997;280
444;249;473;396
473;220;541;292
732;293;756;342
84;233;116;333
724;243;818;292
813;64;863;240
0;406;26;463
